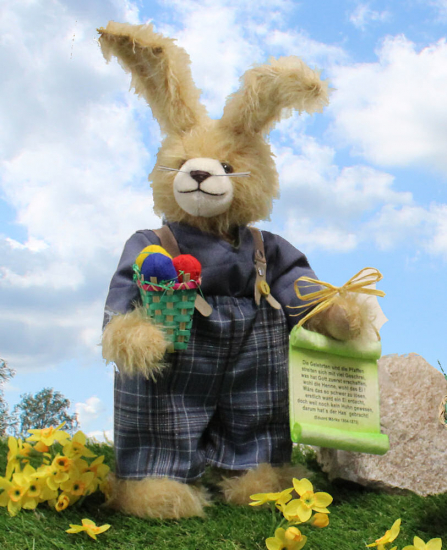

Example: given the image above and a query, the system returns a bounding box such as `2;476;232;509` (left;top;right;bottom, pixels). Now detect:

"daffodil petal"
314;491;333;507
265;538;282;550
296;501;312;522
411;537;426;550
389;519;401;541
250;493;268;500
293;478;313;496
95;524;111;534
426;539;442;550
313;506;330;514
284;499;299;514
66;525;85;533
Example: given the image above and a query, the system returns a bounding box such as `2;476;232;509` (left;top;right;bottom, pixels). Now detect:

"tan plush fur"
219;464;311;505
101;307;168;378
105;473;211;519
98;22;208;135
220;56;329;136
306;295;363;341
151;126;279;235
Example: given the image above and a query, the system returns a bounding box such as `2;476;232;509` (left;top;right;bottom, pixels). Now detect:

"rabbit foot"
104;473;211;519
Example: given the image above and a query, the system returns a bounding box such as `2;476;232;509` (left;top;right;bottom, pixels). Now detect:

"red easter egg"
173;255;202;282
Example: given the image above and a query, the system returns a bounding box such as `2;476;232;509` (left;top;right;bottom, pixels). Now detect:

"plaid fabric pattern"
114;296;291;481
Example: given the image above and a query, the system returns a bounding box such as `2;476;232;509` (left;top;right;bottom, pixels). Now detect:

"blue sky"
1;0;447;439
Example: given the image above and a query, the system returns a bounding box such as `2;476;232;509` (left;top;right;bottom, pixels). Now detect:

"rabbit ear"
98;22;208;135
220;56;329;136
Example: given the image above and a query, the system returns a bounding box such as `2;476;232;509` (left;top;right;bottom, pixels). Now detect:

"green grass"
1;439;447;549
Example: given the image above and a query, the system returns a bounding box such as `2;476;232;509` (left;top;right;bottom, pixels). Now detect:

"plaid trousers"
114;296;291;481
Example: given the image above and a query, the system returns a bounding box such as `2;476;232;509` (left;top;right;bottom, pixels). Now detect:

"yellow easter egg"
135;245;172;269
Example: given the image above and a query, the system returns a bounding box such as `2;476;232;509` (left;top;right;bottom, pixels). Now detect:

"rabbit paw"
102;307;169;378
307;295;363;341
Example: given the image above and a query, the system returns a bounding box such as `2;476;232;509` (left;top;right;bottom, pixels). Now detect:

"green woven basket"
134;265;198;352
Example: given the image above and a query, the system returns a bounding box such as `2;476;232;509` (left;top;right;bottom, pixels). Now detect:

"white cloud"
427;204;447;256
265;30;348;68
267;119;413;252
349;4;390;30
282;218;359;253
427;0;447;20
5;237;49;253
363;202;447;260
329;35;447;172
75;396;106;429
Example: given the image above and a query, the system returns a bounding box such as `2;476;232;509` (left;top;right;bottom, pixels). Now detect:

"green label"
289;327;389;455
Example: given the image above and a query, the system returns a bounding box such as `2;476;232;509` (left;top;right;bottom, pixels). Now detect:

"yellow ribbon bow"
289;267;386;329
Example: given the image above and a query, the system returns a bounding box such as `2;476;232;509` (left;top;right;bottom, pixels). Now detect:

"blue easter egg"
141;253;178;283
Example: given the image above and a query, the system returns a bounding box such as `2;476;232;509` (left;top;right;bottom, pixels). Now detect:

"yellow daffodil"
86;455;110;479
66;518;111;540
27;422;71;447
367;519;401;550
250;487;294;507
46;467;70;491
32;464;54;479
34;441;50;453
403;537;442;550
283;479;332;523
0;477;12;507
6;465;42;516
6;437;32;480
276;491;301;523
60;470;95;496
7;484;27;516
52;455;73;472
55;493;71;512
74;456;110;492
62;431;96;459
310;513;329;528
1;424;110;517
266;527;307;550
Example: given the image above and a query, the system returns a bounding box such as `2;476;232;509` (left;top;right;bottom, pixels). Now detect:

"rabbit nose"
190;170;211;184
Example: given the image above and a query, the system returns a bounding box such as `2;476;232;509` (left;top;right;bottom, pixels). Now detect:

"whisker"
158;166;251;178
158;166;187;173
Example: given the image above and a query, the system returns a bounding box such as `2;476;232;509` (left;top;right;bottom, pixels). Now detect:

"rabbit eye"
221;162;233;174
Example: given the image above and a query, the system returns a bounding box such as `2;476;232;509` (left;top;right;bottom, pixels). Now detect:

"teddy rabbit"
98;21;364;519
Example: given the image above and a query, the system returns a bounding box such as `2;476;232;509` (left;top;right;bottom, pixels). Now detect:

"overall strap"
152;226;181;257
249;227;281;310
152;225;212;317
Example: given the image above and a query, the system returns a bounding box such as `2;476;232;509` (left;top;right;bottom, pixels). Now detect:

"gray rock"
316;353;447;496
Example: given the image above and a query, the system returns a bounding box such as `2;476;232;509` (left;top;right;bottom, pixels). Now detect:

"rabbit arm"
263;231;319;330
98;22;208;135
264;232;363;341
220;56;330;137
102;230;169;377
